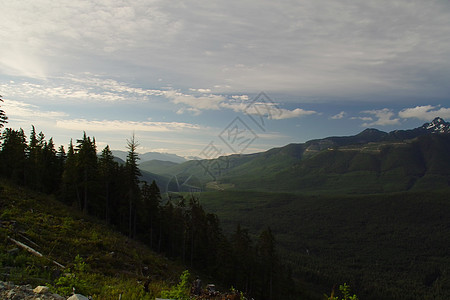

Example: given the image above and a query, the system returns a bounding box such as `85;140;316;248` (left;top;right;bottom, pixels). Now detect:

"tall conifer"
125;133;141;238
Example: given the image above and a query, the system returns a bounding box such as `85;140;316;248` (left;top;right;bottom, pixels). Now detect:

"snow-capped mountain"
421;117;450;134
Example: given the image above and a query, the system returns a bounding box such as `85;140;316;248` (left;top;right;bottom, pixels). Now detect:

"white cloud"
2;1;450;98
1;74;316;121
361;108;400;126
2;99;68;119
331;111;346;120
0;75;158;103
271;108;316;120
166;91;225;110
351;116;373;122
218;98;316;119
176;107;201;116
56;119;202;132
399;105;450;121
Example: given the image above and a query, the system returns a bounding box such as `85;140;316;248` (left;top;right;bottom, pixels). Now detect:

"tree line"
0;99;296;299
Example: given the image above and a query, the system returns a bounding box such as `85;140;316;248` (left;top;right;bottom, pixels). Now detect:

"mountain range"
140;117;450;194
111;150;187;164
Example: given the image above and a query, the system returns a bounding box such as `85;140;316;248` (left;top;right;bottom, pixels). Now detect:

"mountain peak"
356;128;388;139
421;117;450;134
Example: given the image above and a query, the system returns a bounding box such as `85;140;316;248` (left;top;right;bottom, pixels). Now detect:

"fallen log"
7;236;65;269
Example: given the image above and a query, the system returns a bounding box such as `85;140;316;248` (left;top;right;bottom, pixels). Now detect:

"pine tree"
125;133;141;238
57;145;66;168
257;227;277;300
140;180;161;248
231;224;256;294
41;138;62;193
76;132;98;214
0;128;27;184
0;95;7;129
61;140;78;205
27;126;44;189
98;145;119;223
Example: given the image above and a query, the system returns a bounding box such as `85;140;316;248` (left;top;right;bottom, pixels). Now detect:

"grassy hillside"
198;190;450;300
145;134;450;195
0;179;184;298
219;134;450;193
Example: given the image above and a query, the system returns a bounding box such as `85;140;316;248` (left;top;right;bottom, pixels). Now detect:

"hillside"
0;179;184;298
223;133;450;193
151;117;450;194
140;160;180;175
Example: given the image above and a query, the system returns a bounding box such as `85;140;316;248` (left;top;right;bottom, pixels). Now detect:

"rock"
0;281;65;299
34;285;50;294
67;294;90;300
51;293;66;300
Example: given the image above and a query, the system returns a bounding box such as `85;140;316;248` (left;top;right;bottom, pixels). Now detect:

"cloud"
165;91;225;110
215;97;317;119
331;111;346;119
2;1;450;98
163;88;317;119
360;108;400;126
271;108;317;120
56;119;203;132
2;73;316;121
399;105;450;120
2;99;68;119
351;116;373;122
0;75;160;103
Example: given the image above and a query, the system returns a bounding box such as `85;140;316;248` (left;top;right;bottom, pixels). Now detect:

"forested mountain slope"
148;117;450;194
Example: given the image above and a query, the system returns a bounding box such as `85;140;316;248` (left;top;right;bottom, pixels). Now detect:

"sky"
1;0;450;158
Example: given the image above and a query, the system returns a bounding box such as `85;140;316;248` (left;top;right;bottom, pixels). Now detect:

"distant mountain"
388;117;450;140
140;159;180;175
421;117;450;133
111;150;186;163
148;117;450;194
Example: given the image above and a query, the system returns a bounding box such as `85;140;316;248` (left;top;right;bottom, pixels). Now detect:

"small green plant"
54;255;90;296
160;270;191;300
230;286;246;300
326;283;359;300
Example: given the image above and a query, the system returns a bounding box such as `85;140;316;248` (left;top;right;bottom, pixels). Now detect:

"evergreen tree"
0;128;27;184
61;140;78;205
0;95;7;129
75;132;98;214
56;145;66;170
140;180;161;248
231;223;256;294
125;133;141;239
41;138;61;193
98;145;119;223
55;145;66;194
257;227;277;300
26;126;44;189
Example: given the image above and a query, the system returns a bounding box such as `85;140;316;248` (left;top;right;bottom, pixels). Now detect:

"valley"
141;117;450;299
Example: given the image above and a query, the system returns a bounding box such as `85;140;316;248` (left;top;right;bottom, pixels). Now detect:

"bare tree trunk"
129;195;133;239
105;182;110;223
83;168;88;215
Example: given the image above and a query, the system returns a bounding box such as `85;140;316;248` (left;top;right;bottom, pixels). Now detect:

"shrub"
54;255;90;295
326;283;359;300
160;270;191;300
